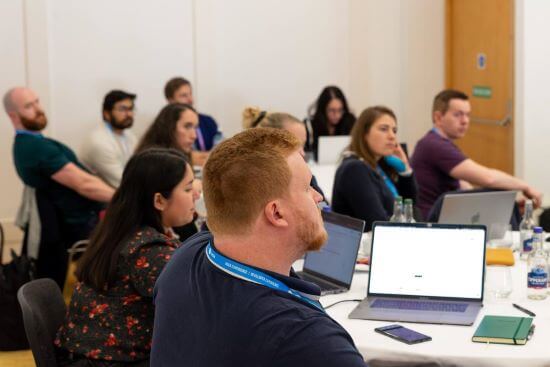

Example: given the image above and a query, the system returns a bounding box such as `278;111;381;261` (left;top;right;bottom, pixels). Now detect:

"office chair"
17;278;66;367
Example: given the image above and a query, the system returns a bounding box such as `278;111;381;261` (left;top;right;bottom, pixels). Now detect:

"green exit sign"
472;85;492;99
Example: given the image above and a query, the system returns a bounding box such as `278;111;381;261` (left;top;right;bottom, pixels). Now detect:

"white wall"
194;0;351;136
399;0;446;150
0;0;445;220
349;0;445;151
45;0;195;145
0;0;26;220
515;0;550;204
349;0;403;117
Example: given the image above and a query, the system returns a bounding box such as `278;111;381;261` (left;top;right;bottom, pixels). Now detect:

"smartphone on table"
374;324;432;345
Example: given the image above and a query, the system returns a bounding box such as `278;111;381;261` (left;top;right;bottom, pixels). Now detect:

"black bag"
538;207;550;232
0;222;36;350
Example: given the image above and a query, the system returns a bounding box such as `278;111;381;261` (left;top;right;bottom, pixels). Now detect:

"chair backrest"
17;278;66;367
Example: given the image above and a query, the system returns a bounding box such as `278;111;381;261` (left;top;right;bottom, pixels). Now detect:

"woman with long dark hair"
136;103;201;240
135;103;198;159
307;86;356;159
55;148;198;366
331;106;417;230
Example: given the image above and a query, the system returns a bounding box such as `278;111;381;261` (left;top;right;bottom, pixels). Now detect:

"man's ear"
263;200;289;228
153;193;167;212
103;110;111;122
433;111;442;125
7;111;18;123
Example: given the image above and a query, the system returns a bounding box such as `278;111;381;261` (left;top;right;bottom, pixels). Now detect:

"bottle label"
527;268;548;289
523;237;534;253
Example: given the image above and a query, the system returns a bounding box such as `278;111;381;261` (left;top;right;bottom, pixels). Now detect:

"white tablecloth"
300;233;550;367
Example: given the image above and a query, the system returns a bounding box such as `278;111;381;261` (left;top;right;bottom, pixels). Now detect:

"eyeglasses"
327;107;344;115
113;106;136;113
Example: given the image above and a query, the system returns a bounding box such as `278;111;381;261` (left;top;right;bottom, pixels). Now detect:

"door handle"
470;101;512;127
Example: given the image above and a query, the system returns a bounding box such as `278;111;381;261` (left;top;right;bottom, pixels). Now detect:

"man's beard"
20;113;47;131
109;114;133;130
296;208;328;252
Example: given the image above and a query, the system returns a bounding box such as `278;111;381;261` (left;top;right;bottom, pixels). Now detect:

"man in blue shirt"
151;128;367;366
164;77;222;166
3;87;114;287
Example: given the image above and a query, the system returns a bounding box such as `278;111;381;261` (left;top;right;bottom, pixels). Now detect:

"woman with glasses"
306;86;356;160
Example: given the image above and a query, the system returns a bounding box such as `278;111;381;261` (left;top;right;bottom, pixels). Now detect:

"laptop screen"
368;223;486;300
318;136;350;164
303;211;364;285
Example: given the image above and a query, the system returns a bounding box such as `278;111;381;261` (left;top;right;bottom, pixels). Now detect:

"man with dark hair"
164;77;222;165
3;87;114;287
80;90;137;187
151;128;367;366
411;89;541;218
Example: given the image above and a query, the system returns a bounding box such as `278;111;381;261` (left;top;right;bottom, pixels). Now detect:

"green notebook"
472;315;534;345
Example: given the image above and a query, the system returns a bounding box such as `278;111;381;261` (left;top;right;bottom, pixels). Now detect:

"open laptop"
297;211;365;295
317;136;350;164
438;190;516;240
349;222;486;325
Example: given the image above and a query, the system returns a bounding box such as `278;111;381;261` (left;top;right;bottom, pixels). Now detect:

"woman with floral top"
55;148;199;366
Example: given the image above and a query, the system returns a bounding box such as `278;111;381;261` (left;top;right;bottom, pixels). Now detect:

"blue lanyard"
15;129;43;137
377;165;399;198
205;243;324;312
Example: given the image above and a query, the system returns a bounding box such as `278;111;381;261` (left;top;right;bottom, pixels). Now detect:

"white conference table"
303;233;550;367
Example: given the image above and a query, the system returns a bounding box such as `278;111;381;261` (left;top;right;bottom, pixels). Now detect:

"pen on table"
512;303;536;317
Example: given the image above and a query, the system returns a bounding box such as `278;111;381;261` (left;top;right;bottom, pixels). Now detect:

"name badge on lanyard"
205;243;324;312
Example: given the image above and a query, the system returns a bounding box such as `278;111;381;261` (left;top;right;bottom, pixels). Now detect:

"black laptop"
297;211;365;295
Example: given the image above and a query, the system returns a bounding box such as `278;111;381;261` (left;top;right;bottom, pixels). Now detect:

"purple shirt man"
411;89;542;220
411;129;466;219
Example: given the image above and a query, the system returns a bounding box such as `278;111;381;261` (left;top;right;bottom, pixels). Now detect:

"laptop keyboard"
299;273;340;291
371;299;468;313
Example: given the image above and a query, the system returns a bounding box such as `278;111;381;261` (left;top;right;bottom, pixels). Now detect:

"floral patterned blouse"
55;226;180;362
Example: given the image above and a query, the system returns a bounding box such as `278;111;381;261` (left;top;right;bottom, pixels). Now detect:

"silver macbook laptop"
438;190;516;240
297;211;365;295
349;222;486;325
317;136;350;164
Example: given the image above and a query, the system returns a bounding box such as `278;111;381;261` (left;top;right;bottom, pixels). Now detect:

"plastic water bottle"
520;200;535;260
389;196;404;222
403;198;415;223
527;227;548;300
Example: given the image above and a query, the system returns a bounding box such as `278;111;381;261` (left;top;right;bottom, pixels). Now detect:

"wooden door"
446;0;514;174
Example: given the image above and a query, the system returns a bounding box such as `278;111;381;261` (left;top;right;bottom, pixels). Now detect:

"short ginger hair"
203;127;301;235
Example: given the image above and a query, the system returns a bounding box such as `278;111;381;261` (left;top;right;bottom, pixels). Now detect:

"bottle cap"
404;198;413;204
534;226;543;234
321;205;332;212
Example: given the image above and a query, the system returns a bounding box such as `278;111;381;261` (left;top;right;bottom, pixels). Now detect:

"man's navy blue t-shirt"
151;232;367;367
